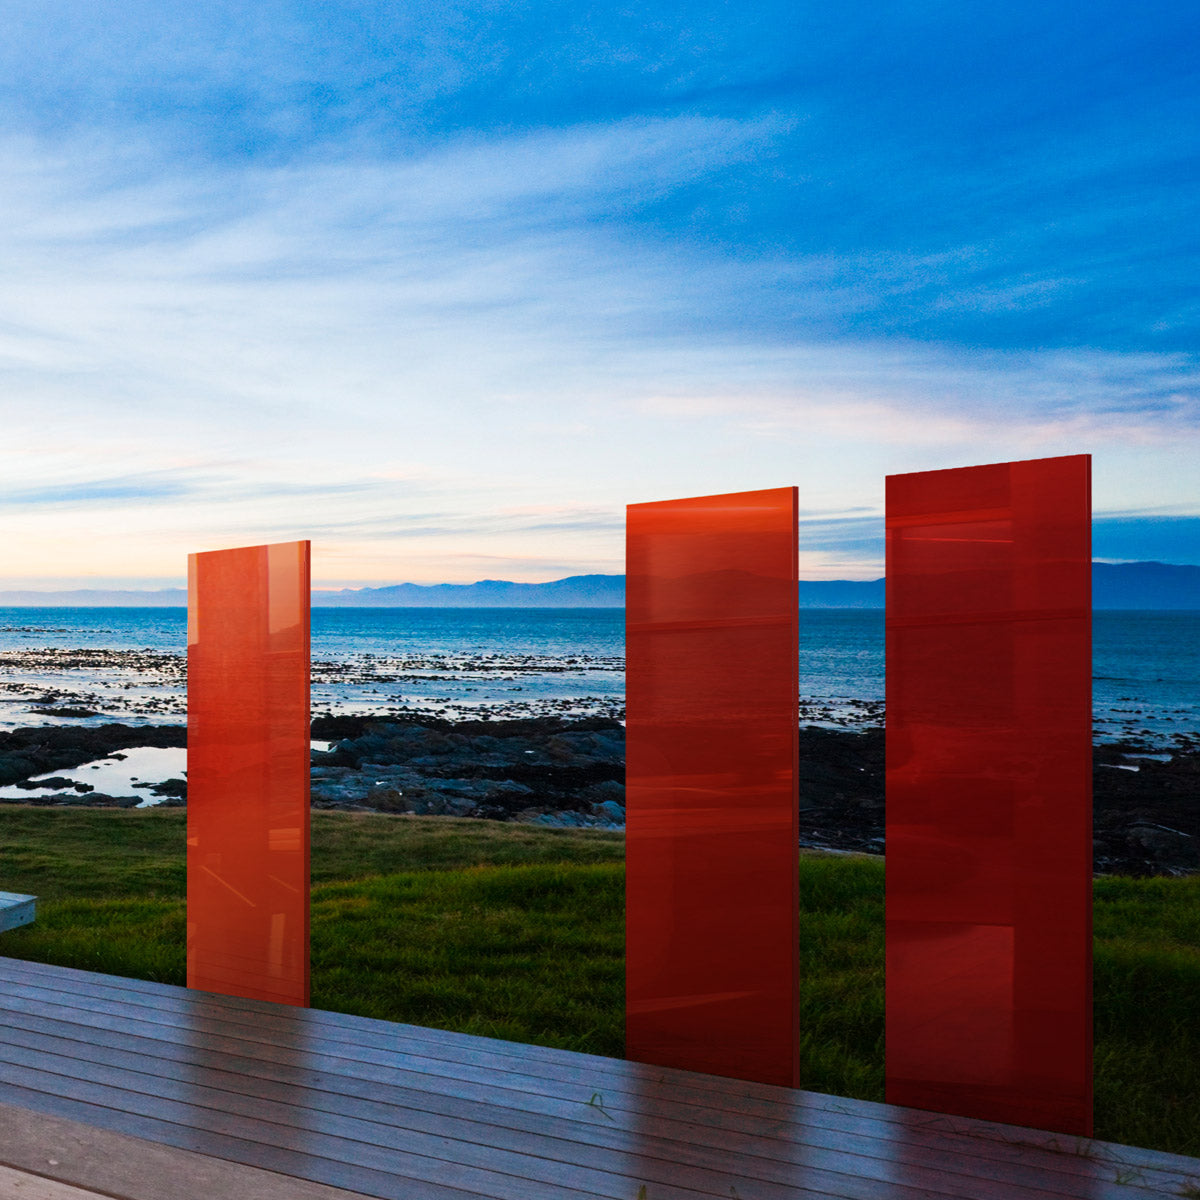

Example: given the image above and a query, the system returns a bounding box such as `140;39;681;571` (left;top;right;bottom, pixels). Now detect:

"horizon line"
0;558;1196;597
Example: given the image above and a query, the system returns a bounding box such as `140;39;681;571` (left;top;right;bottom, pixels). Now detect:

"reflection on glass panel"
885;456;1092;1135
626;488;799;1087
187;540;311;1007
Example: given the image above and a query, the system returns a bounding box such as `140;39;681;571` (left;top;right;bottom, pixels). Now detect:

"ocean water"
0;606;1197;747
0;608;627;730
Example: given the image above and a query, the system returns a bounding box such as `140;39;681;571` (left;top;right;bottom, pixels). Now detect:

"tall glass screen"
187;540;311;1007
885;456;1092;1134
626;488;799;1087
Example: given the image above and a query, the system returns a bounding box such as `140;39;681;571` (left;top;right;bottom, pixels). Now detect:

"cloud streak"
0;3;1197;584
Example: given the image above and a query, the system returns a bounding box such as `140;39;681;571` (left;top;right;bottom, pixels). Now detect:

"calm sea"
0;607;1197;746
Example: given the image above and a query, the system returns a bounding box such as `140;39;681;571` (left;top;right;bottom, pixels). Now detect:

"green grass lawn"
1;807;1197;1159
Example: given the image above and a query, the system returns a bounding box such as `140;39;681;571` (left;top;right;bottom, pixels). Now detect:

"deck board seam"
7;1037;1102;1200
3;956;1189;1174
0;1062;682;1200
6;1007;1164;1195
1;996;1193;1195
1;1034;1133;1200
2;958;1197;1200
0;1009;1190;1200
0;1085;502;1200
11;974;1121;1147
9;960;1194;1182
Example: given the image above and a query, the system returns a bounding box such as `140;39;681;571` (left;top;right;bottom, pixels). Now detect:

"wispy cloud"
635;345;1200;445
1;2;1198;585
246;502;625;542
0;475;196;508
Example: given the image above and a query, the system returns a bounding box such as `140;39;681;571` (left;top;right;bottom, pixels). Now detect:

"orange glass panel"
187;540;311;1007
885;456;1092;1134
626;487;799;1087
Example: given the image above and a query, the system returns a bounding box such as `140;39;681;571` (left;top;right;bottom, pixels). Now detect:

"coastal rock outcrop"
309;716;624;823
0;723;187;788
3;718;1199;876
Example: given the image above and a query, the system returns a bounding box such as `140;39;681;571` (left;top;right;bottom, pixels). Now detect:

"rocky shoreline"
0;723;187;804
309;714;625;826
2;717;1197;877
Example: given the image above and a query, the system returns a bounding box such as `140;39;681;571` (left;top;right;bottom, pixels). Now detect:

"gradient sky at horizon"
2;1;1198;589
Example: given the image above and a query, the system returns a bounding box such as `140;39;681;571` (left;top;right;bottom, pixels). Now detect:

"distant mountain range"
0;562;1197;609
315;574;627;608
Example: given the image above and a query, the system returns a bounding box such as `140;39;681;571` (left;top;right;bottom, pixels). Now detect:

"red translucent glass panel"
885;455;1092;1135
626;487;799;1087
187;541;311;1007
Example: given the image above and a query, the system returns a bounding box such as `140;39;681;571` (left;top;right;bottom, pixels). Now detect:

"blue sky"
1;1;1197;588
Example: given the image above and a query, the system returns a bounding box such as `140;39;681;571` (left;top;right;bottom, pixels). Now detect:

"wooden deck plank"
0;975;1134;1194
0;1015;928;1200
5;965;1195;1197
0;1164;111;1200
2;957;1197;1200
0;1082;490;1200
5;1028;1085;1200
4;958;1193;1179
2;1038;877;1200
4;956;1194;1183
5;1022;1143;1200
0;1059;646;1200
0;1101;382;1200
2;969;1190;1200
2;964;1190;1200
0;1007;1174;1200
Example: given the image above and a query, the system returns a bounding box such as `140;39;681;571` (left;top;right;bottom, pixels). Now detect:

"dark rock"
145;778;187;799
788;729;1200;878
792;727;884;855
315;716;624;819
0;723;186;787
0;790;140;809
1126;824;1200;872
4;714;1197;877
1093;748;1200;875
580;780;625;806
590;799;626;825
309;714;382;741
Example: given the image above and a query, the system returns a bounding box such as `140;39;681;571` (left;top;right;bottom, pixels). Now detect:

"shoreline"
1;715;1197;877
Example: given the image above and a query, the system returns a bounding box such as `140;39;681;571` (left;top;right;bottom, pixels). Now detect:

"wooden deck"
1;955;1198;1200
